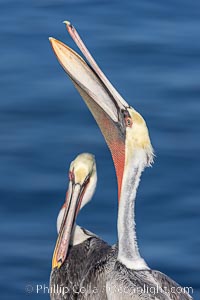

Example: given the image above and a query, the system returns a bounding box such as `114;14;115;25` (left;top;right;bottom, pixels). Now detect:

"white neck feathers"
117;149;149;270
70;224;93;246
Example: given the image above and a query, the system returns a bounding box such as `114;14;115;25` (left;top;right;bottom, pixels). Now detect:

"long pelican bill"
49;30;132;197
52;179;88;269
63;21;129;108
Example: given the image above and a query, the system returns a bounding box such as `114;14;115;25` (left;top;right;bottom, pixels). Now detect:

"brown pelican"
49;23;193;300
50;153;114;300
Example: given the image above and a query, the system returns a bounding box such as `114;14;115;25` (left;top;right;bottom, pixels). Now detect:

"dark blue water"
1;0;200;299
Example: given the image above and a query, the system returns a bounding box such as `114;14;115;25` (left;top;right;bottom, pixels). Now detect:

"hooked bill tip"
63;20;71;26
57;260;62;269
49;37;55;42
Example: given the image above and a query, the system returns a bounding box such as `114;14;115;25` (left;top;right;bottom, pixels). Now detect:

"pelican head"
52;153;97;270
49;22;153;199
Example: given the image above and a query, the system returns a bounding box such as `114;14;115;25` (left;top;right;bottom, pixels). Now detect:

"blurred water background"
0;0;200;299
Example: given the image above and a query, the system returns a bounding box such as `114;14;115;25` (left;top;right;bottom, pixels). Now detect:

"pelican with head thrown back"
49;22;193;300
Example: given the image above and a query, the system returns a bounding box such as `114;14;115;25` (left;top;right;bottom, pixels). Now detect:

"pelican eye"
125;117;132;127
122;109;133;128
69;170;75;182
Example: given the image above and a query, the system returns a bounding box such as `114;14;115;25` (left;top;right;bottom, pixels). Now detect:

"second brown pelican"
50;153;114;300
49;23;193;300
